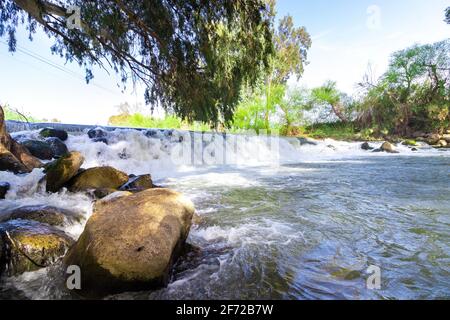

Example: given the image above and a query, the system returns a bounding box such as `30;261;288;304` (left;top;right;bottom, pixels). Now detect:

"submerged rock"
119;174;153;192
20;139;54;160
68;166;128;192
45;151;85;193
45;137;68;158
0;205;82;226
361;142;374;150
64;188;195;297
39;128;68;141
0;182;10;199
0;220;74;276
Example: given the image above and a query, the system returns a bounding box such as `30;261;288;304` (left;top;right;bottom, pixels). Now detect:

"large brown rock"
380;141;399;153
0;107;42;173
0;220;74;276
68;166;129;192
64;188;195;297
45;151;84;192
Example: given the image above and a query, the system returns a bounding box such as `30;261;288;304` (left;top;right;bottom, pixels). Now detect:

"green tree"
445;7;450;24
358;39;450;135
263;12;311;130
310;81;350;122
0;0;274;124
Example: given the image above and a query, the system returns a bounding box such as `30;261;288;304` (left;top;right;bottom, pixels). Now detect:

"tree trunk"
0;106;42;173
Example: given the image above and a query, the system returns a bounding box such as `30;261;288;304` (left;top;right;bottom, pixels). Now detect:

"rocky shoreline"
0;107;195;298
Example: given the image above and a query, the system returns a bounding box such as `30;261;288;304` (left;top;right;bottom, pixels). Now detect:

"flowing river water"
0;127;449;300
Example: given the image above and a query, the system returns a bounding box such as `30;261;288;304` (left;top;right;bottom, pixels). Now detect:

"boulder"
45;137;68;158
20;139;54;160
39;128;68;141
0;205;83;226
436;140;448;148
45;151;85;193
380;141;399;154
0;107;42;173
442;134;450;143
119;174;153;192
361;142;374;150
0;182;10;199
92;188;117;199
426;133;441;145
87;128;107;139
64;188;195;297
68;166;128;192
0;220;74;276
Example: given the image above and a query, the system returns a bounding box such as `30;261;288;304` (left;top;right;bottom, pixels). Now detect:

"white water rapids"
0;127;449;299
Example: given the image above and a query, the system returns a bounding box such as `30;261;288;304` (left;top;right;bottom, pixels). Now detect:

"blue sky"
0;0;449;124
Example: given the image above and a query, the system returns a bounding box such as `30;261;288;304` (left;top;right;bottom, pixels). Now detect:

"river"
0;128;449;299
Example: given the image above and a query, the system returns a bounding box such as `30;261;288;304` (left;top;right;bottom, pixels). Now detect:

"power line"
0;39;122;95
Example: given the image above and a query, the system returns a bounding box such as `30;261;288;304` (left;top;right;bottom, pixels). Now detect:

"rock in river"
0;205;83;226
45;151;84;192
0;220;74;276
64;188;195;297
0;182;10;199
361;142;374;150
20;139;54;160
378;141;399;154
68;166;128;192
45;137;68;158
39;127;68;141
119;174;153;192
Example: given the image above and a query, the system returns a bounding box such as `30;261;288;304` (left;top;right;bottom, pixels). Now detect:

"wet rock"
0;182;10;199
0;145;30;173
119;174;153;192
45;151;85;193
39;128;68;141
64;188;195;297
87;128;107;139
442;134;450;143
426;133;441;145
380;141;399;154
435;140;448;148
361;142;374;150
45;137;68;158
144;129;159;138
20;139;54;160
67;166;128;192
411;148;418;152
0;220;74;276
298;137;318;146
93;191;133;212
0;205;82;226
0;107;42;173
92;188;117;199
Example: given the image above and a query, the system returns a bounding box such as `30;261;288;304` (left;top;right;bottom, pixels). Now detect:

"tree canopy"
0;0;274;124
445;6;450;24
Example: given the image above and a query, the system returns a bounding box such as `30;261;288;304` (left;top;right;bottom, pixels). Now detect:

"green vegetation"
2;0;274;124
2;105;42;123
